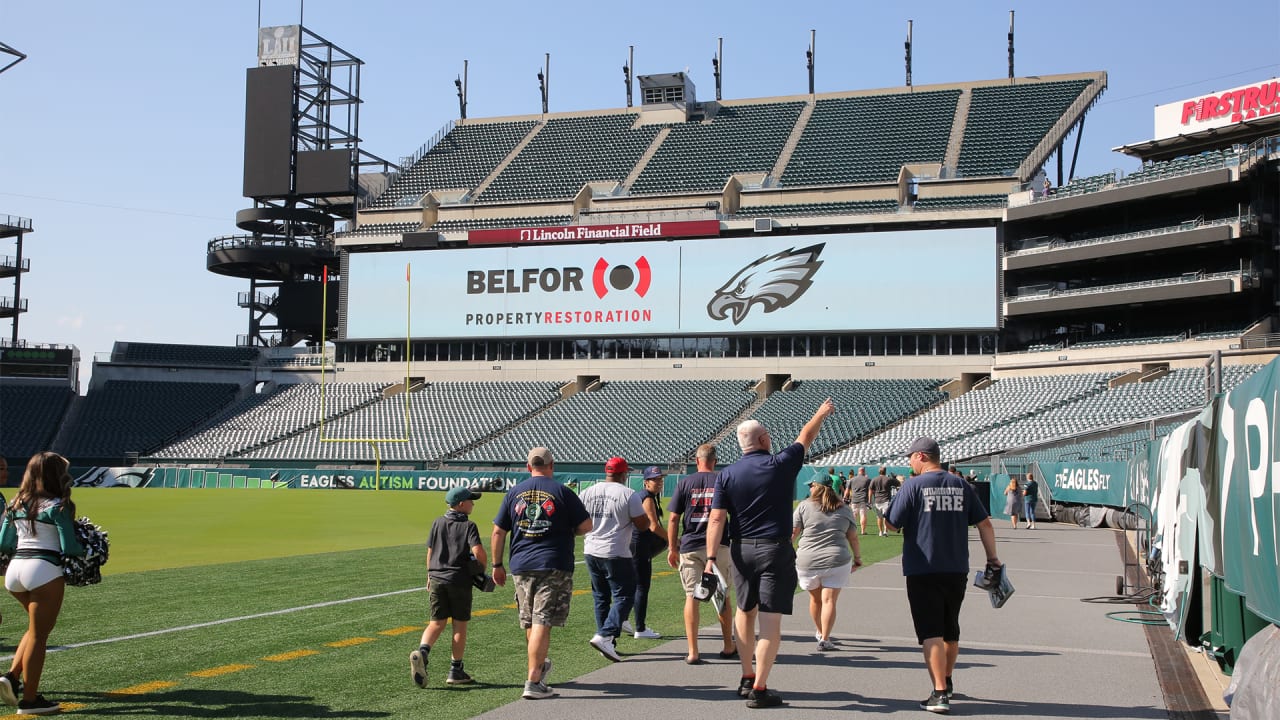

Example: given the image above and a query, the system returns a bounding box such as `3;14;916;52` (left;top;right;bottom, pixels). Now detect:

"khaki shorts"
513;569;574;628
677;549;733;597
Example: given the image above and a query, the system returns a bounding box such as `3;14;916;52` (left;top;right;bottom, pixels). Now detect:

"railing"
0;215;32;231
207;235;332;253
1007;214;1252;257
0;255;30;270
1007;270;1243;302
0;339;74;350
0;297;29;311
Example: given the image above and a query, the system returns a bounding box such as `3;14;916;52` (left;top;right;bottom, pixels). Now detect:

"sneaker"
945;677;953;699
919;690;950;714
16;695;60;716
0;674;18;707
409;650;427;689
522;681;556;700
589;634;622;662
816;639;836;651
633;627;661;639
814;631;837;642
445;666;473;685
620;620;635;634
737;676;756;698
539;658;553;683
746;688;783;708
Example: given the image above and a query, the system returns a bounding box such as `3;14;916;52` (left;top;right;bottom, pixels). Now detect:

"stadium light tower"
712;37;722;101
624;45;633;107
806;29;815;95
904;20;912;88
538;53;549;114
1008;10;1015;81
455;59;468;120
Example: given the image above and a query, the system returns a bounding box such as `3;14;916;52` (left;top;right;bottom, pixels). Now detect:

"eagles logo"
706;244;825;325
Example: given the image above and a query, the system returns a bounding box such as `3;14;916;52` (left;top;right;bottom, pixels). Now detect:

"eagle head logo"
706;244;825;325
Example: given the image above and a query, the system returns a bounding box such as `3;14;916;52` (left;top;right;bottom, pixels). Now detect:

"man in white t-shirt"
579;457;649;662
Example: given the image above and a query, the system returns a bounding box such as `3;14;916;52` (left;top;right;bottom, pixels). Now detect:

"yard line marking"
23;586;423;660
378;626;421;636
188;663;254;678
571;589;590;596
503;603;518;609
263;649;320;662
472;609;501;617
325;637;375;648
105;680;179;696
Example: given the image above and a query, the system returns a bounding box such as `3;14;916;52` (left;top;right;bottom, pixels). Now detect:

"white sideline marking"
4;586;423;660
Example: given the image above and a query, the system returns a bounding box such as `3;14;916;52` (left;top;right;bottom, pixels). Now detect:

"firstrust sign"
1154;78;1280;140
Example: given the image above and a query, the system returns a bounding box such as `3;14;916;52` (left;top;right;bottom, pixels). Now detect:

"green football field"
0;488;901;719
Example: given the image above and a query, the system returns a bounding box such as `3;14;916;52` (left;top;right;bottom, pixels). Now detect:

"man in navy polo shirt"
491;446;592;700
886;436;1000;715
705;398;835;709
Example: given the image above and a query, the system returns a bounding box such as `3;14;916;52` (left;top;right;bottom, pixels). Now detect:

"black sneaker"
445;666;473;685
920;690;950;714
737;676;756;698
746;688;783;709
16;695;60;716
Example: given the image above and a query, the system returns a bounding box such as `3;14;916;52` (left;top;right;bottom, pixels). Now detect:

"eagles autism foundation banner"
345;227;997;340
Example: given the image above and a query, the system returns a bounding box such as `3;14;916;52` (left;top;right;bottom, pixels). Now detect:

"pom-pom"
62;517;109;587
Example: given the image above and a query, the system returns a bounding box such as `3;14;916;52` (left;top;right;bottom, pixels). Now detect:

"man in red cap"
579;457;647;662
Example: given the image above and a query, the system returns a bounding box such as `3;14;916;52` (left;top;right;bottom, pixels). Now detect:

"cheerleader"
0;452;85;715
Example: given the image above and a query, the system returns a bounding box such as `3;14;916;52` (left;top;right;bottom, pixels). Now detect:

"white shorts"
797;562;852;590
5;557;63;592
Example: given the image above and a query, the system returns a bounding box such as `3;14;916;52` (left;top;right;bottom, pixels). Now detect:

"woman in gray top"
792;476;862;651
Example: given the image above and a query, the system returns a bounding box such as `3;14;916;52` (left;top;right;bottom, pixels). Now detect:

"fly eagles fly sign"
344;227;997;340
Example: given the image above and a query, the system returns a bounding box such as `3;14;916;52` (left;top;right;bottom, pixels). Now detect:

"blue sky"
1;1;1277;390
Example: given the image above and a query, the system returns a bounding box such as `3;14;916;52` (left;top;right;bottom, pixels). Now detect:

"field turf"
0;488;902;719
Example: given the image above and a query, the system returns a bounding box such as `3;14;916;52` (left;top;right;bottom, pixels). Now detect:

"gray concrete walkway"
476;523;1182;718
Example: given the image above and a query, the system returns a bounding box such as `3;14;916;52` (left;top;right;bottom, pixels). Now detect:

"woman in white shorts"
792;476;862;651
0;452;85;716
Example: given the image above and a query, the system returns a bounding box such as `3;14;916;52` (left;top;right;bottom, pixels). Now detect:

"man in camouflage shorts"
492;447;592;700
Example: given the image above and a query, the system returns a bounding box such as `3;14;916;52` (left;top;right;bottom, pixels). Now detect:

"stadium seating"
913;194;1008;211
0;383;74;462
631;103;805;195
1045;171;1116;200
1115;149;1237;187
151;382;389;460
478;114;661;203
717;379;948;464
430;215;573;232
821;372;1117;465
458;379;758;465
335;221;420;238
944;365;1261;460
239;381;563;462
57;380;241;462
116;342;259;366
781;90;960;186
369;120;538;208
956;80;1092;177
734;200;899;218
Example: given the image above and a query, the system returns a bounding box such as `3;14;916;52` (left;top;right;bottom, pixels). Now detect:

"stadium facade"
3;28;1279;477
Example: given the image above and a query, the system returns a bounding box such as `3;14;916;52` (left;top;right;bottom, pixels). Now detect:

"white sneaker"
633;627;661;639
817;639;836;651
620;620;634;634
590;634;622;662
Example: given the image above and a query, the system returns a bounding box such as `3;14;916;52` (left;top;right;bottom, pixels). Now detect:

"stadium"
2;10;1279;718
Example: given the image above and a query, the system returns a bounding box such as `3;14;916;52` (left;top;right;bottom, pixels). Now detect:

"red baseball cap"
604;457;630;474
